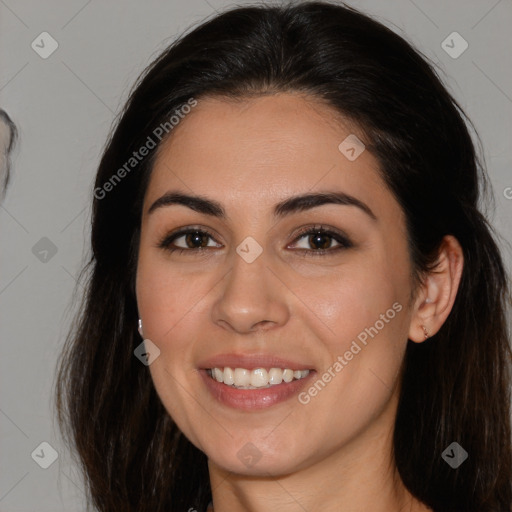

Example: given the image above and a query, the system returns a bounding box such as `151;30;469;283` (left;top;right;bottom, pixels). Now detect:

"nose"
211;249;290;334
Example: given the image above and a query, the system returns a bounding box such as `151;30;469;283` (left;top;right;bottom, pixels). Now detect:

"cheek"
298;281;406;446
136;255;210;441
136;251;209;342
298;256;409;398
297;254;404;341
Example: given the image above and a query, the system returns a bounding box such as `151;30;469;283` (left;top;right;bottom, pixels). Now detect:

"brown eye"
307;232;333;250
157;224;353;256
182;231;210;249
290;225;353;256
157;227;221;254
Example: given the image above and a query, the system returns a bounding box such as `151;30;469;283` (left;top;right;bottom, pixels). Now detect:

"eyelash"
157;224;353;257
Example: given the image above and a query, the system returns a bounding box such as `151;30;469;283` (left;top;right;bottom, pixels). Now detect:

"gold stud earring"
422;325;430;339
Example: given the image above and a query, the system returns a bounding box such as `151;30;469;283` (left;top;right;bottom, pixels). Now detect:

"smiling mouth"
206;367;311;389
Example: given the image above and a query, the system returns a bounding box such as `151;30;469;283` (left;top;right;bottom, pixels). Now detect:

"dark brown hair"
0;108;18;200
54;2;512;511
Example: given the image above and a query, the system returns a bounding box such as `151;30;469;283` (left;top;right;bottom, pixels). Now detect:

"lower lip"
199;369;316;410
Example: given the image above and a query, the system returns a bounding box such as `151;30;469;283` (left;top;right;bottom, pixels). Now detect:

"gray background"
1;0;511;510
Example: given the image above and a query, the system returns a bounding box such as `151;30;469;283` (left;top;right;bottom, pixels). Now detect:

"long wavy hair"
54;2;512;511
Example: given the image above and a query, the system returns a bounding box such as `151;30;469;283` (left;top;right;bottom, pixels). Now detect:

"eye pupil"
186;232;208;248
310;232;331;250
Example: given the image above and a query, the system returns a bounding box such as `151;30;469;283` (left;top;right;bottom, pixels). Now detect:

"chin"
206;442;310;478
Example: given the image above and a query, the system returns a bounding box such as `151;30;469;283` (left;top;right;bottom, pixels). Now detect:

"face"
136;93;416;476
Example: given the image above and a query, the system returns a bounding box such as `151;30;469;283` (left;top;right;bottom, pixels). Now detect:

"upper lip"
198;353;315;371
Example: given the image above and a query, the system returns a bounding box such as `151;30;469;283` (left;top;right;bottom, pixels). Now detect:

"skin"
135;93;464;512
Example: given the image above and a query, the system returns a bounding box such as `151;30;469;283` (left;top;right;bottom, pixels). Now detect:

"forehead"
145;93;393;218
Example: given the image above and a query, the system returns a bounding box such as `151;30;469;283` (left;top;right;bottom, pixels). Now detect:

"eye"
157;224;353;256
289;224;353;256
157;226;221;254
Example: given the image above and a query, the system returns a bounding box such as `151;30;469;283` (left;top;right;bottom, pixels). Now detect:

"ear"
408;235;464;343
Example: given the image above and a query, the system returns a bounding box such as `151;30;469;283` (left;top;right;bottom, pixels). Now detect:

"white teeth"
282;369;294;383
213;368;224;383
223;367;234;385
234;368;251;386
208;367;311;388
250;368;268;388
268;368;283;385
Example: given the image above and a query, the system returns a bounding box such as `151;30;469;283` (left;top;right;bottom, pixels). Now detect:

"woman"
55;1;512;511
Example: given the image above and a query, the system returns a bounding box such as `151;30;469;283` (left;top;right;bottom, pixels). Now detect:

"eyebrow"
147;190;377;221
